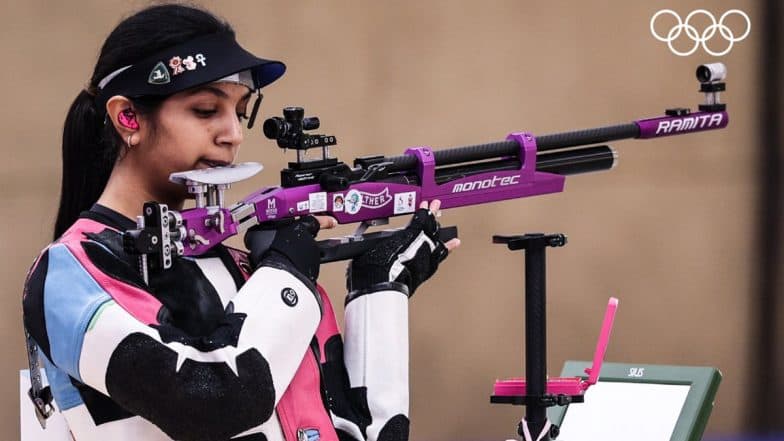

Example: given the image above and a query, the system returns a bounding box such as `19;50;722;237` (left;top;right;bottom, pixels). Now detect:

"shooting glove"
347;208;449;298
244;216;321;284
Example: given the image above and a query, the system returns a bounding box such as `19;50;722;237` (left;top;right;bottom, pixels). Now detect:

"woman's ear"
106;96;140;147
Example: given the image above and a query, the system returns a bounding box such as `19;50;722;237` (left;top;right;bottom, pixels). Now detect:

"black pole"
525;236;548;438
492;233;567;440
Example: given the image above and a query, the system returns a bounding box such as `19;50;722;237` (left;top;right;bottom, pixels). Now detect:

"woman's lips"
199;159;231;168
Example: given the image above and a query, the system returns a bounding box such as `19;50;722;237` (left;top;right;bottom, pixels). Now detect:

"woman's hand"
425;199;461;252
244;216;322;283
314;215;338;230
347;199;458;297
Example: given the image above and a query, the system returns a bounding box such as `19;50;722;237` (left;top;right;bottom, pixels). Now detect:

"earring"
127;134;134;148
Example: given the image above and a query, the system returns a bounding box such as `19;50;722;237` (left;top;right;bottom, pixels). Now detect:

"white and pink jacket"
23;206;410;441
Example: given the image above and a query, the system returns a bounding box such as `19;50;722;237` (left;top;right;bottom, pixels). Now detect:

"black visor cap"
95;32;285;113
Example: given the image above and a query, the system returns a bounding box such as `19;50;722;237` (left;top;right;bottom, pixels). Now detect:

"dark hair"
54;3;234;239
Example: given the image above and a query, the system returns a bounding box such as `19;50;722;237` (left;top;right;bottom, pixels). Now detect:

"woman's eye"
194;108;217;117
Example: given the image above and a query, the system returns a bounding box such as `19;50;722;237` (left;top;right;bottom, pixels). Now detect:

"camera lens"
696;63;726;82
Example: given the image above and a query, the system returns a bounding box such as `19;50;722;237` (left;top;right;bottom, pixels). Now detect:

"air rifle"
123;63;729;282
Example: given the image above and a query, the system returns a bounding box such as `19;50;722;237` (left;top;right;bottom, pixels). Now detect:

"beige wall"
1;1;760;439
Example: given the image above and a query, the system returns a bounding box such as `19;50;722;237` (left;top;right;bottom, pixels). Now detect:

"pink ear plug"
119;109;139;130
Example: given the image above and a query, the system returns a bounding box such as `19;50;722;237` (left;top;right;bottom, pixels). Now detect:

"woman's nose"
216;113;244;147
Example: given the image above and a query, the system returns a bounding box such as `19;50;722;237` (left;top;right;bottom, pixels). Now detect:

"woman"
22;4;458;441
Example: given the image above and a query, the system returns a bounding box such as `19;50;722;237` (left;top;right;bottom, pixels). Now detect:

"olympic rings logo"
650;9;751;57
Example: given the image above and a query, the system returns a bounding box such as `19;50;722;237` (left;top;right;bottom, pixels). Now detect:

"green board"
547;361;721;441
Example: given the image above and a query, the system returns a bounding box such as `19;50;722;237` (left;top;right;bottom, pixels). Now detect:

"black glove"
347;208;449;298
244;216;321;284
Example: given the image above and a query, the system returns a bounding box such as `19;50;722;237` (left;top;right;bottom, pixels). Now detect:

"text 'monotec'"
452;175;520;193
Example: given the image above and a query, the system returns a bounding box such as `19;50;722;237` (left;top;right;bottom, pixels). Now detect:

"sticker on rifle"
332;193;345;212
265;198;278;218
308;192;327;213
394;191;417;214
360;188;393;209
297;201;309;212
345;190;362;215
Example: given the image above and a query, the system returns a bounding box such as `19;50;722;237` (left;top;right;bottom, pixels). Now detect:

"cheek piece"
118;109;139;130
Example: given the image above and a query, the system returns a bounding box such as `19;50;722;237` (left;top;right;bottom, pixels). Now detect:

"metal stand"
491;233;567;441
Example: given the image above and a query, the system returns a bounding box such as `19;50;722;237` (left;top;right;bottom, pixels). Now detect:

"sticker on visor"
148;62;171;85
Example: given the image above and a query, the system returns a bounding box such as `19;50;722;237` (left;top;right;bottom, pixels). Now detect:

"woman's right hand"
244;216;322;283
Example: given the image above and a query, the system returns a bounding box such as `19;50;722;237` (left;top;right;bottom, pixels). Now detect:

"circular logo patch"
344;189;363;215
281;288;298;307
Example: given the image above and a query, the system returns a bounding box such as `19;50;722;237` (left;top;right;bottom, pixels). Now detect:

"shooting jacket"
22;205;410;441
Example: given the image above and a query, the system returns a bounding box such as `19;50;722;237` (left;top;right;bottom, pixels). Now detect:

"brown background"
0;0;761;439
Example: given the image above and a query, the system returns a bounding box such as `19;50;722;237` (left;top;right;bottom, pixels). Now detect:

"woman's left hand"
347;199;458;297
423;199;460;252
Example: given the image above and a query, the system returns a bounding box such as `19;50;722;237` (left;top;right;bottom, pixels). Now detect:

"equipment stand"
491;233;567;441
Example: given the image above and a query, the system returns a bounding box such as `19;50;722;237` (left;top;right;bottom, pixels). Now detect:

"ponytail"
54;90;119;239
52;4;234;239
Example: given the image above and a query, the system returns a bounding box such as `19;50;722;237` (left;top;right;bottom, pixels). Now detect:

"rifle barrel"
536;123;639;150
383;123;637;172
425;145;616;185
